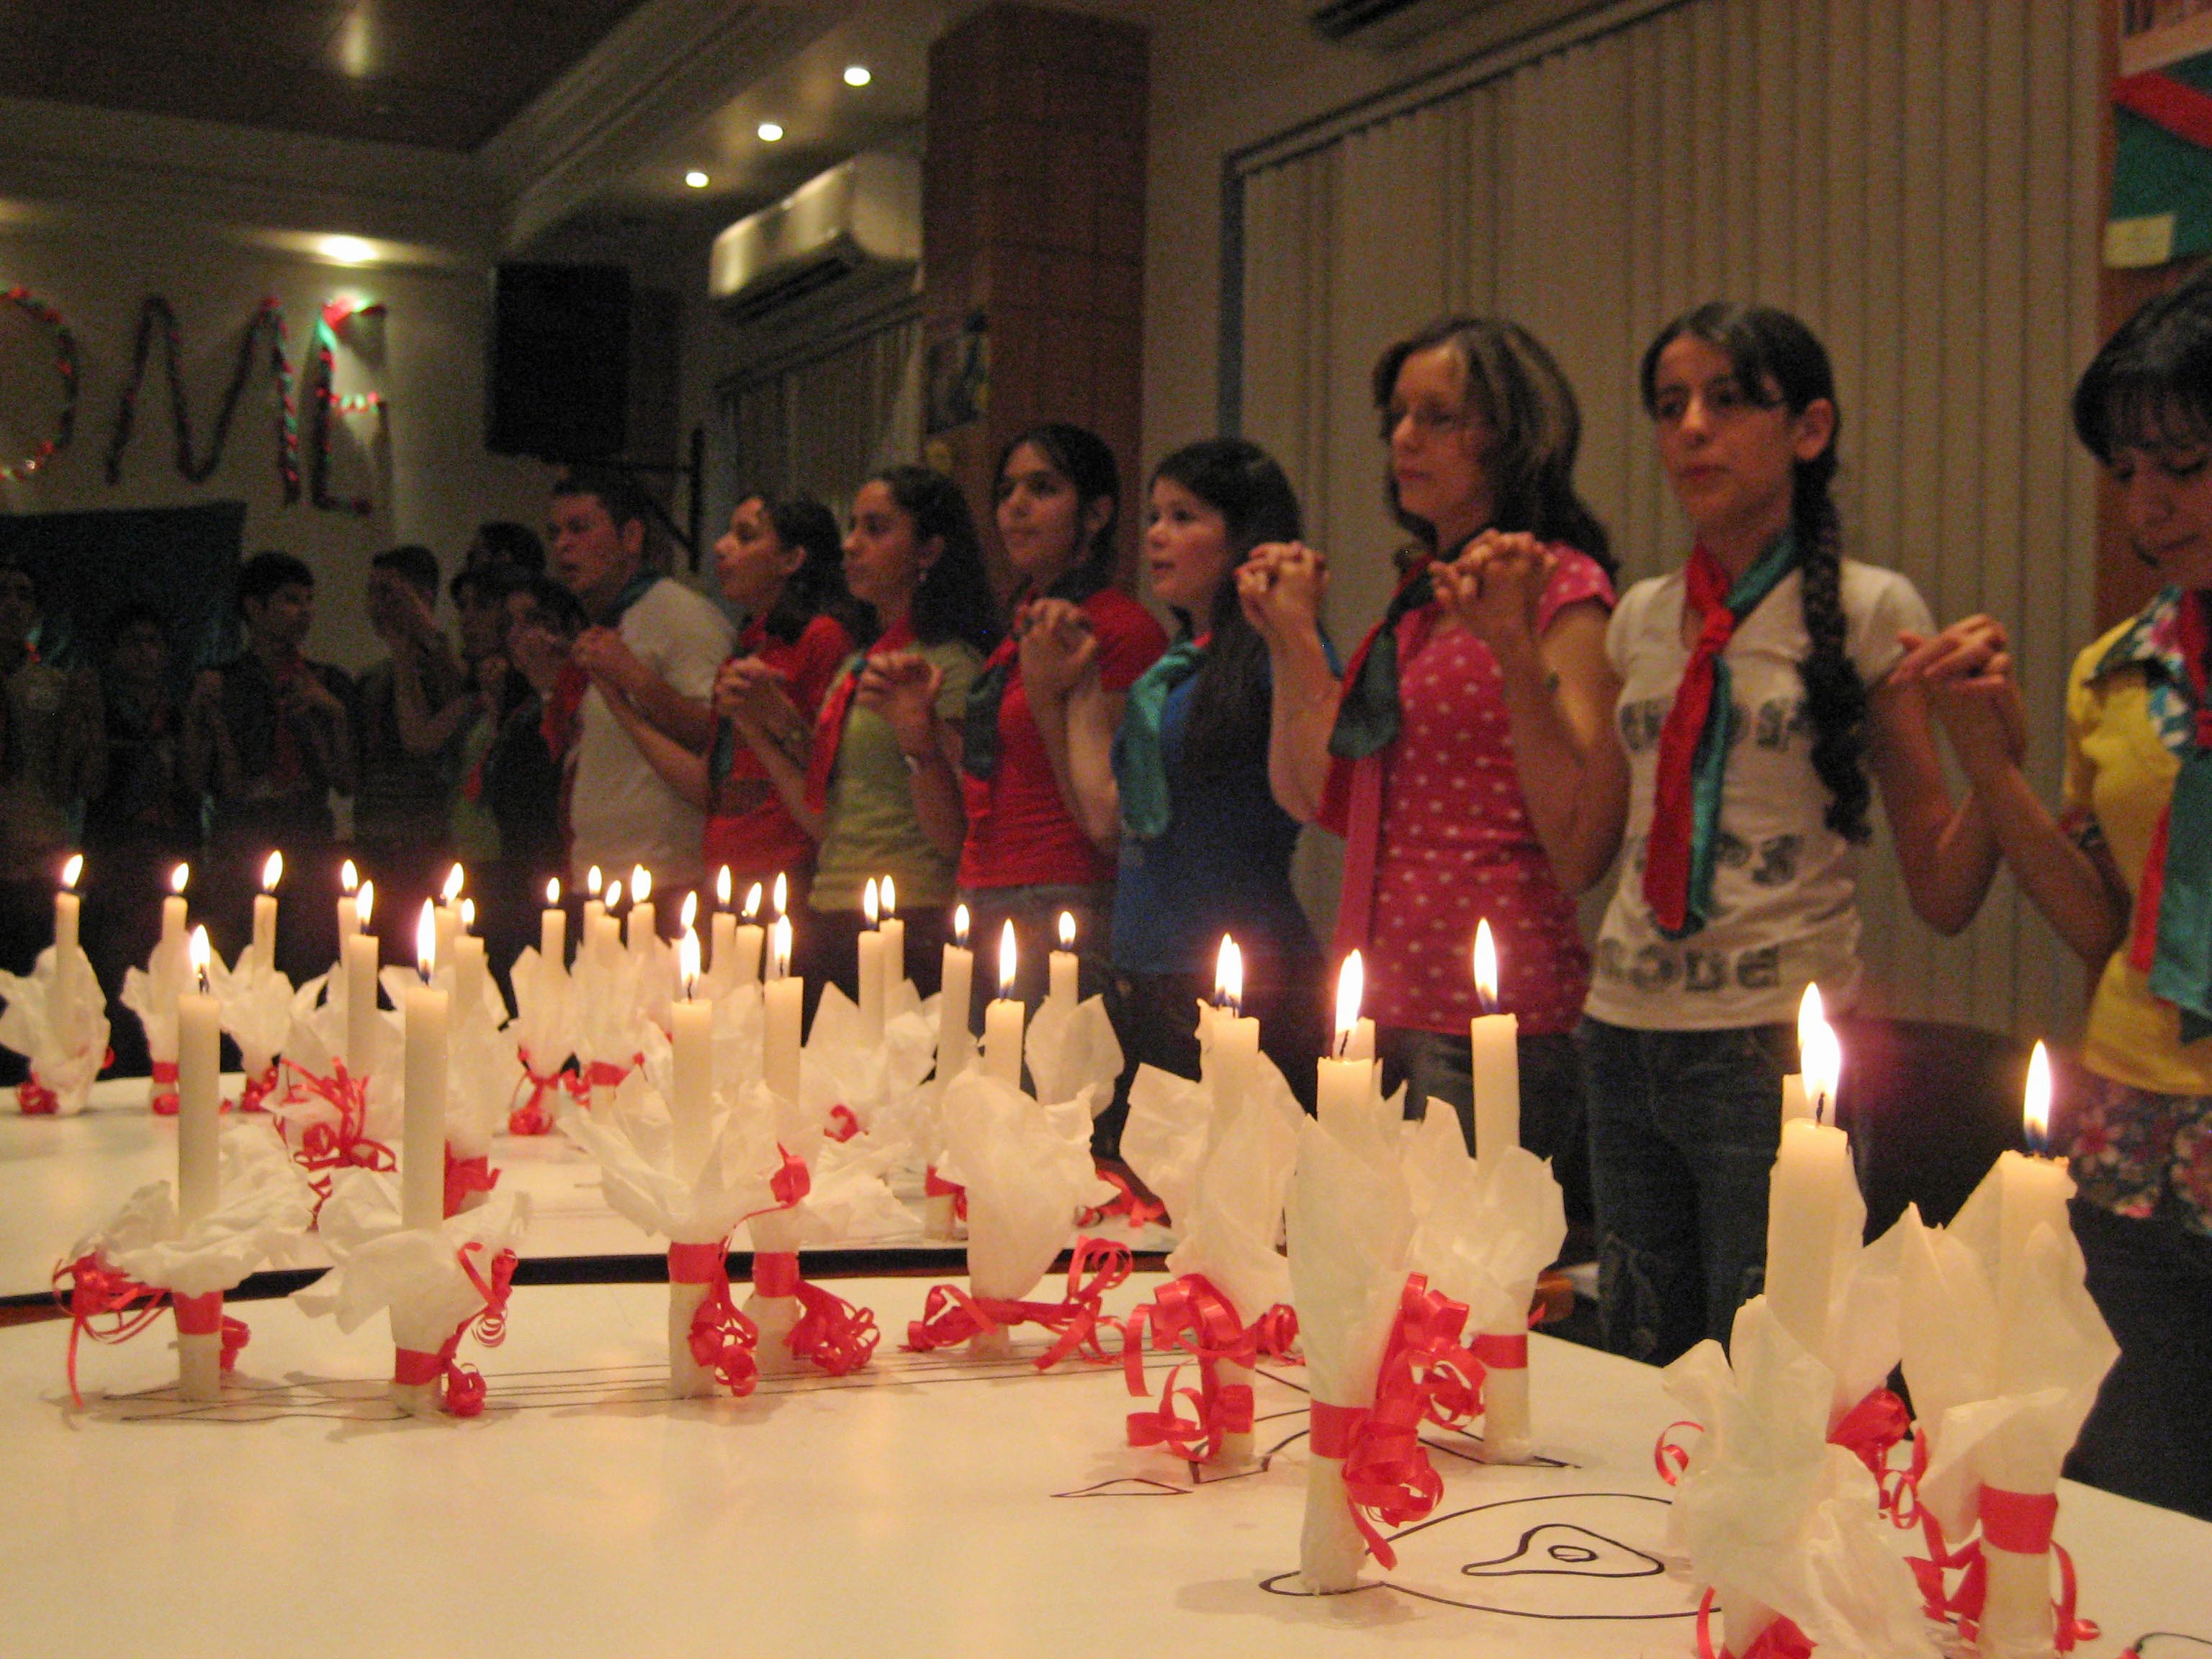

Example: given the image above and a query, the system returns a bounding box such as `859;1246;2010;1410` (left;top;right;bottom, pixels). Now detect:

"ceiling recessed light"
319;235;375;266
757;121;784;143
842;64;871;87
684;170;709;189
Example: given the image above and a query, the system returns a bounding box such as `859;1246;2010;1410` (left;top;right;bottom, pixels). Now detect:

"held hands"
1432;531;1554;665
714;656;808;751
1015;598;1098;703
855;651;944;755
1236;541;1328;647
1894;616;2028;778
572;626;651;702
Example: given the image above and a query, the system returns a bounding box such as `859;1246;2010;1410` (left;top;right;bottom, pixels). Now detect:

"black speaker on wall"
487;263;631;462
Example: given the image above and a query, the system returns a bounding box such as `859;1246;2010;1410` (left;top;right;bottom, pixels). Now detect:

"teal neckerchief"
1112;633;1210;840
1326;565;1436;762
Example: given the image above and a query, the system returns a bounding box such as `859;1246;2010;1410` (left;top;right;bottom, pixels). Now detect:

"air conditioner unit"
709;152;920;325
1305;0;1492;48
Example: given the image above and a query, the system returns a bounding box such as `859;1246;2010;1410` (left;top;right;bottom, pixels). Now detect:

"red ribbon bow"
923;1165;967;1221
18;1071;60;1115
279;1061;395;1220
51;1254;249;1407
1830;1387;1911;1485
508;1061;570;1136
392;1241;516;1417
1078;1166;1166;1230
233;1061;280;1115
1123;1274;1262;1463
746;1246;879;1376
825;1105;862;1143
668;1240;759;1396
577;1054;643;1098
904;1236;1133;1370
442;1149;499;1220
1696;1590;1815;1659
149;1058;180;1115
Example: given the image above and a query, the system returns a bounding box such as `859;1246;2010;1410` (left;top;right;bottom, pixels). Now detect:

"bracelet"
902;749;932;774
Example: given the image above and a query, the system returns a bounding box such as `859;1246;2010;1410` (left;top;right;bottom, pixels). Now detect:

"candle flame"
1803;1017;1842;1123
356;879;374;929
2024;1040;2052;1155
881;875;896;917
1334;951;1365;1055
679;928;701;997
441;863;464;904
170;861;190;895
716;865;732;907
547;877;561;907
1215;935;1243;1014
261;850;284;892
999;919;1017;995
680;891;698;931
1057;911;1076;950
864;876;880;927
631;865;652;904
743;881;762;920
188;924;210;984
588;864;603;896
606;878;624;910
459;898;475;931
416;900;437;976
341;858;358;894
771;914;793;978
60;853;81;890
1472;919;1499;1013
773;871;788;917
1797;982;1826;1061
954;904;970;948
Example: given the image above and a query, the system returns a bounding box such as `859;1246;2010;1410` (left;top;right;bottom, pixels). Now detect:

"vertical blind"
1234;0;2104;1040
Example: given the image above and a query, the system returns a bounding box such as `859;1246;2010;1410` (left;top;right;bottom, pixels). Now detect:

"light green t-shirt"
811;637;982;912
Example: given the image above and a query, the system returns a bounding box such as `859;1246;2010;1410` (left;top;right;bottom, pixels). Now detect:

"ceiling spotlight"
319;235;375;266
684;170;709;189
843;64;871;87
757;121;784;143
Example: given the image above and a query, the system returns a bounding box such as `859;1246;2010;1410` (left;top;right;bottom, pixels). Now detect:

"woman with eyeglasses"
1238;315;1619;1227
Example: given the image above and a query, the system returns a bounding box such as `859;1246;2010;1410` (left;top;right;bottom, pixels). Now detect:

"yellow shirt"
2064;616;2212;1094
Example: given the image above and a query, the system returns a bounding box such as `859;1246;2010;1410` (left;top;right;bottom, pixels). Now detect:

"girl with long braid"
1575;302;2003;1364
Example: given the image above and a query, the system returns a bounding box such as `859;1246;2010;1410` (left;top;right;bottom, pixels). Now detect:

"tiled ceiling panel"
0;0;649;151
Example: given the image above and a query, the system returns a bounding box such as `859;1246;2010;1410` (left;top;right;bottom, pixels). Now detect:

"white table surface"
1;1076;1172;1300
4;1273;2206;1659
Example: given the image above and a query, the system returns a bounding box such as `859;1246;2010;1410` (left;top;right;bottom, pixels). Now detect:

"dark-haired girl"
1241;316;1619;1197
1034;439;1331;1132
736;467;997;1006
1913;273;2212;1519
950;425;1166;1012
1580;302;2001;1364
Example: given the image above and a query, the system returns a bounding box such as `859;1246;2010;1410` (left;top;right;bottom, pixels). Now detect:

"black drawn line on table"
2126;1638;2212;1658
1053;1476;1190;1498
1460;1522;1665;1579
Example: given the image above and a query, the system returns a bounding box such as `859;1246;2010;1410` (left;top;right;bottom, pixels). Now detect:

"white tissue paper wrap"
205;950;296;1071
1403;1106;1565;1338
72;1118;318;1294
1665;1297;1939;1659
292;1168;529;1346
290;954;389;1079
569;946;644;1084
120;932;190;1064
557;1064;796;1246
505;946;573;1082
1287;1111;1413;1411
802;980;939;1144
1895;1190;2118;1545
444;1010;522;1159
0;944;111;1112
1024;993;1123;1117
709;981;763;1092
937;1069;1115;1301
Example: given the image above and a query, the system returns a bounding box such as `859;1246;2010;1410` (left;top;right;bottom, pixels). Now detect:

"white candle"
252;850;283;974
1996;1043;2073;1364
454;934;488;1022
402;902;448;1230
583;863;605;945
598;878;625;962
434;863;464;965
1781;983;1824;1123
765;873;789;981
177;928;222;1225
541;878;565;966
627;865;655;957
344;881;380;1076
671;931;714;1182
880;874;906;992
161;861;189;956
984;920;1025;1089
858;877;886;1041
336;858;359;941
1048;910;1079;1007
939;904;975;1078
1763;1012;1850;1360
1316;952;1375;1133
763;916;803;1102
1469;920;1520;1159
53;853;82;1033
1210;936;1259;1137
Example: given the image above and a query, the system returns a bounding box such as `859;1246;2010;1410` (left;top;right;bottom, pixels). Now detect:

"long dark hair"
870;465;1000;655
1148;439;1301;780
1372;315;1614;576
1640;302;1871;845
745;492;874;647
2072;270;2212;565
994;422;1122;592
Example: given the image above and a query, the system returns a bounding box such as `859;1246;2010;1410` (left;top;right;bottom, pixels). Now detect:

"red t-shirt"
703;613;853;881
958;587;1167;889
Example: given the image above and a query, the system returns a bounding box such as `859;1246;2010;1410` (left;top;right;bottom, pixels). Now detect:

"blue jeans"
1577;1015;1793;1365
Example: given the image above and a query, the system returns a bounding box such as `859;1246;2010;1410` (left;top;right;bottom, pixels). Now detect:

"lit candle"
583;864;606;945
1048;910;1079;1007
401;902;448;1232
541;878;565;966
344;881;380;1075
671;930;713;1182
1316;951;1375;1132
732;881;765;990
858;878;886;1042
598;878;626;959
763;916;803;1102
939;904;975;1079
161;861;190;958
454;901;488;1021
983;920;1025;1089
710;866;737;989
53;853;83;1033
1210;935;1259;1136
1996;1042;2074;1358
1763;1007;1851;1361
252;850;283;974
1781;984;1825;1123
434;863;464;965
336;858;359;941
628;865;655;956
880;875;906;994
1469;920;1520;1160
176;926;224;1401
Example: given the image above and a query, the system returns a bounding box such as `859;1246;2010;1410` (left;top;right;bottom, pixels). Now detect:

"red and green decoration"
2112;52;2212;266
104;295;299;502
310;297;387;516
0;284;81;482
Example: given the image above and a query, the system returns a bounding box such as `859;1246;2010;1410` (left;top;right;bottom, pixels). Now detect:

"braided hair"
1640;302;1871;845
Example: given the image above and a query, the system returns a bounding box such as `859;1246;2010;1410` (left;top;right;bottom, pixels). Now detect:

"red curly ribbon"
668;1239;758;1396
150;1059;179;1115
508;1062;568;1136
278;1061;395;1220
766;1146;811;1211
18;1072;60;1115
1655;1419;1704;1485
791;1280;881;1375
392;1241;516;1416
1122;1273;1264;1462
904;1235;1133;1370
50;1255;247;1406
826;1105;861;1142
1830;1386;1911;1483
923;1164;968;1221
1328;1274;1485;1569
234;1062;279;1114
1696;1588;1815;1659
1892;1440;2099;1653
1078;1166;1167;1229
443;1149;499;1218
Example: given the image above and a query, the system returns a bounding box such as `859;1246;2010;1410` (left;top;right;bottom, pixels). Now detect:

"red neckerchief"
803;613;916;814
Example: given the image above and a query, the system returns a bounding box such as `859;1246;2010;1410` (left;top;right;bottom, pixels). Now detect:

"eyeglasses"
1379;403;1475;442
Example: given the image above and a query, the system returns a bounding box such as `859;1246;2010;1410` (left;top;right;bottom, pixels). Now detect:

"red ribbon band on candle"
1979;1488;2060;1555
754;1251;802;1298
18;1071;60;1114
1309;1399;1366;1459
442;1149;499;1220
1470;1332;1527;1368
277;1061;395;1222
922;1166;968;1220
235;1061;280;1114
51;1256;248;1405
1696;1588;1815;1659
668;1239;760;1395
394;1241;516;1416
1830;1387;1911;1485
667;1241;725;1285
1121;1274;1271;1462
508;1061;569;1136
825;1105;861;1142
904;1236;1132;1370
1892;1437;2099;1653
577;1054;643;1097
149;1058;179;1115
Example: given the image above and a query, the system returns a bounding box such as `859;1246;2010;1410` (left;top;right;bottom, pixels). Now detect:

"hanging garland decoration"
309;297;387;516
103;295;299;502
0;284;81;482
